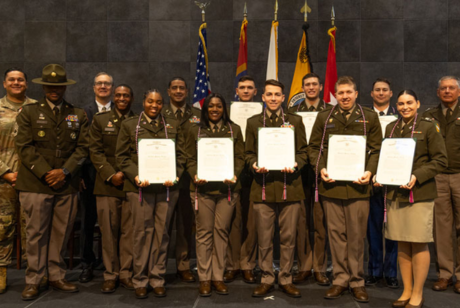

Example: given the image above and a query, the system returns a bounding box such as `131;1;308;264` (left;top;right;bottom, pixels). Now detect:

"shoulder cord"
383;113;418;222
314;104;367;202
135;112;170;204
194;123;234;211
262;108;287;201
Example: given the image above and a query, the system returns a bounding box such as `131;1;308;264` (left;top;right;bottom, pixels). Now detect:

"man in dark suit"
366;78;399;289
79;72;114;283
161;77;200;283
16;64;89;300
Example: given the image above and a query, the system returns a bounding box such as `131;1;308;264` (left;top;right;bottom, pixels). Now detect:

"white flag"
266;21;279;80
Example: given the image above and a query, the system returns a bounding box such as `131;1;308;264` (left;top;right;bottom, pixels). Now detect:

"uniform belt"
37;148;73;158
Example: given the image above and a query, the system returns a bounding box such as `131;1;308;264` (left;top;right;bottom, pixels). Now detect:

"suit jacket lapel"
330;108;346;126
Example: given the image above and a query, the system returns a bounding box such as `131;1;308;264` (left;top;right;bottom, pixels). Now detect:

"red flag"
234;20;248;100
323;26;337;105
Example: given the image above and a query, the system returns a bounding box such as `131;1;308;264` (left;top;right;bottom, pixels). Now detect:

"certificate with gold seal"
327;135;366;181
258;127;295;170
230;102;263;141
138;139;176;184
197;138;234;182
376;138;416;186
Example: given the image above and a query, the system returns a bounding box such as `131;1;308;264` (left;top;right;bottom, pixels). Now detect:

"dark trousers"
367;192;398;278
80;163;98;268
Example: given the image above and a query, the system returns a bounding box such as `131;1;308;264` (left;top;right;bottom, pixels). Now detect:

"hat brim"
32;78;77;86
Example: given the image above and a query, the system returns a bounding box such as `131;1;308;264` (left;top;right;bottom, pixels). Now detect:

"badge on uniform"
165;123;173;129
66;115;79;122
39;113;45;120
67;122;72;127
355;120;369;123
281;122;294;128
38;130;45;137
189;116;200;123
114;119;118;123
107;121;113;128
70;132;77;140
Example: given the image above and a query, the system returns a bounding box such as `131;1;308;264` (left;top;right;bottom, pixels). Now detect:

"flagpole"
243;2;247;21
194;1;211;23
274;0;278;21
304;0;308;22
331;5;335;26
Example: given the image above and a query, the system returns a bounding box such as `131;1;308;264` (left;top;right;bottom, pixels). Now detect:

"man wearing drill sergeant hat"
15;64;89;300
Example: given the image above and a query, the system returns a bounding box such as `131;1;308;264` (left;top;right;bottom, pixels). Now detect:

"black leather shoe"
79;267;94;283
365;275;382;286
385;277;399;289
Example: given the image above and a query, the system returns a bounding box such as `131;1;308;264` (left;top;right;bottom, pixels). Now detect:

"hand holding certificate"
375;138;416;186
138;139;177;185
326;135;367;182
257;128;295;171
197;138;234;182
230;102;263;141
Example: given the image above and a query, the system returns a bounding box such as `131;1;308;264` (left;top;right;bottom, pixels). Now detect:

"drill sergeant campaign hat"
32;64;77;86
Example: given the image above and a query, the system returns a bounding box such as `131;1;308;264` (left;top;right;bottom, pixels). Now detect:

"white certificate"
197;138;234;182
327;135;366;181
258;127;295;170
378;115;398;138
230;102;263;141
296;111;318;143
138;139;176;184
376;138;416;186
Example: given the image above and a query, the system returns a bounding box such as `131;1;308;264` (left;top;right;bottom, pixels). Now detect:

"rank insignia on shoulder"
281;122;294;128
189;116;200;123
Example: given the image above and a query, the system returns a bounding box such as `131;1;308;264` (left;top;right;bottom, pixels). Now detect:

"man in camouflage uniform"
0;68;36;294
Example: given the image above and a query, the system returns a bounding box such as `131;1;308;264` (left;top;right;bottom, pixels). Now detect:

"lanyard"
383;114;418;222
194;122;234;211
314;104;367;202
135;112;170;203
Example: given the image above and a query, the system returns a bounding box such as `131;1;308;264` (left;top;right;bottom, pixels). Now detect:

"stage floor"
2;262;458;308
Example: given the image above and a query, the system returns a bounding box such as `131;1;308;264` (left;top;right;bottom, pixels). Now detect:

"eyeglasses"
94;81;112;87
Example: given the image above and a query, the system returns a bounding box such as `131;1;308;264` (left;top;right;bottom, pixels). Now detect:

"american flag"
193;23;211;109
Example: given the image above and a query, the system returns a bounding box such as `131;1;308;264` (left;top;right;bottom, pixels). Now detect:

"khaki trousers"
96;196;133;281
240;200;258;270
175;188;194;271
193;192;237;281
20;192;78;284
434;173;460;280
254;201;300;285
296;186;328;273
322;196;369;288
128;190;178;288
226;196;242;271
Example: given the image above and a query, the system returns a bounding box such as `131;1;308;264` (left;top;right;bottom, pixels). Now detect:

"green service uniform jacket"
0;96;36;181
115;113;186;194
15;99;89;195
89;109;136;197
423;104;460;174
185;122;245;194
162;104;201;189
287;99;328;113
385;115;448;202
245;111;308;203
308;105;382;200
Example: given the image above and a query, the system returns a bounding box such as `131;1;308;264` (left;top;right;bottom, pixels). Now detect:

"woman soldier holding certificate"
184;93;245;297
116;89;185;299
375;90;447;308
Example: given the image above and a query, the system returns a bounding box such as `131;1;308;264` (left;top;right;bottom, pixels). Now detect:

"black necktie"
151;120;158;127
342;111;350;122
446;108;453;122
213;125;219;133
176;109;183;121
270;113;277;123
309;106;315;112
102;106;107;112
379;111;385;116
53;106;59;118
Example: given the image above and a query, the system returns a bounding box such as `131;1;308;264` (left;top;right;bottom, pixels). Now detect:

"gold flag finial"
274;0;278;21
195;1;211;23
301;0;312;22
243;2;247;21
331;5;335;26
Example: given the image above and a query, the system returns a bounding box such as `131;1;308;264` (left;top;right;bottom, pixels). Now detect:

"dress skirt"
385;199;434;243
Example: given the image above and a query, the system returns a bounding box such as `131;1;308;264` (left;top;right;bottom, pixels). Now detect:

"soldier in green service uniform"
15;64;89;301
0;68;36;294
89;84;136;294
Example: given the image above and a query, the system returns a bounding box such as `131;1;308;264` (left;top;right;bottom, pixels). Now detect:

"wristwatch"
62;168;70;177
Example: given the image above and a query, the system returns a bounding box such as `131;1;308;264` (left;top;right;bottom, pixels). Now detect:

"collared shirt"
170;103;186;119
211;119;223;132
143;113;160;125
305;99;320;111
265;108;281;121
373;105;390;116
96;100;111;113
46;98;63;111
339;104;356;120
441;101;458;116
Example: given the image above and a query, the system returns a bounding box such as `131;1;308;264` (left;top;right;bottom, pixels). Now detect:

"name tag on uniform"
326;124;335;129
104;128;115;132
36;120;48;124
